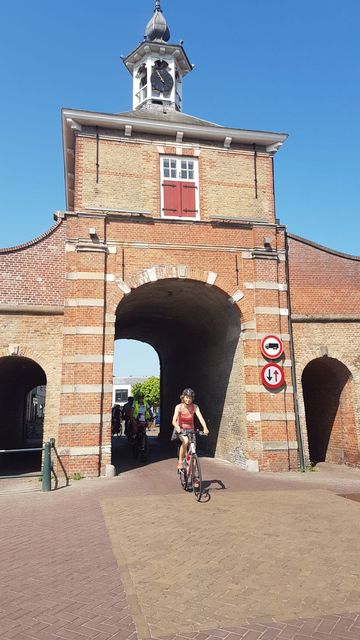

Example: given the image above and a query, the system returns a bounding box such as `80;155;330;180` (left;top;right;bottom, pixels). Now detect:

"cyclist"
172;388;209;470
132;395;153;429
132;395;152;461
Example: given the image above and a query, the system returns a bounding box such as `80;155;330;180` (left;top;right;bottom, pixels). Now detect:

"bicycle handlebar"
176;429;208;436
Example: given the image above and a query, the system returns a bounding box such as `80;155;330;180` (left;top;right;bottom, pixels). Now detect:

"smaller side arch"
0;355;47;450
301;357;358;466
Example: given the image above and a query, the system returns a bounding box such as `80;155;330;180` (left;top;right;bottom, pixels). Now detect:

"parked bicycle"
177;430;205;501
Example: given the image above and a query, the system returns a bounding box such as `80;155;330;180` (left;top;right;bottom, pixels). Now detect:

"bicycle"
126;420;149;462
177;430;205;501
134;422;149;462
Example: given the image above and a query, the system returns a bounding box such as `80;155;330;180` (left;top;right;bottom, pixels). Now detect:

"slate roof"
116;109;224;129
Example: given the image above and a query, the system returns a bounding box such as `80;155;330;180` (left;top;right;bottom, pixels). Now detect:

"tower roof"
144;0;170;43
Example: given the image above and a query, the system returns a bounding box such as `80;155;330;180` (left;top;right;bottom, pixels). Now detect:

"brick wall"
288;234;360;315
288;234;360;466
0;221;66;306
74;133;275;224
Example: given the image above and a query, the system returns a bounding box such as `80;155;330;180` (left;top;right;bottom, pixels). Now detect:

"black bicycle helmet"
182;388;195;398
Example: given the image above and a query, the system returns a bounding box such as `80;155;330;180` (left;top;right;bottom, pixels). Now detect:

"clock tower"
123;0;193;112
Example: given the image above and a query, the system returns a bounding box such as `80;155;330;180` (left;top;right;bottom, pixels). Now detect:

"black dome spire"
144;0;170;42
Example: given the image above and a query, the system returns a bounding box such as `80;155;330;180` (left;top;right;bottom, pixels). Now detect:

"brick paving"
0;436;360;639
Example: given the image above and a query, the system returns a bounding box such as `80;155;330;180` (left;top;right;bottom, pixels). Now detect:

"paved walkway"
1;435;360;640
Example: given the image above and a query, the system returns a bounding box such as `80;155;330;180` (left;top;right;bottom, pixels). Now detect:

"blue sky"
1;0;359;376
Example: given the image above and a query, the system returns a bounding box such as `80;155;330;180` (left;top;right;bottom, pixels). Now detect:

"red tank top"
179;404;195;430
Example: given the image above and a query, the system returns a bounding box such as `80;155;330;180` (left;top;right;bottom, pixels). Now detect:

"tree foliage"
131;382;143;401
132;376;160;407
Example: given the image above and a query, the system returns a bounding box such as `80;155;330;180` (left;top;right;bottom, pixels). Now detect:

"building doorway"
302;357;358;465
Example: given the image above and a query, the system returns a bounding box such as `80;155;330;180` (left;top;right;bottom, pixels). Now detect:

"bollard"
42;441;52;492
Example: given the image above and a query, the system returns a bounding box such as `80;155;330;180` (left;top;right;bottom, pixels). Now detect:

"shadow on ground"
0;450;42;477
111;431;212;476
111;433;176;474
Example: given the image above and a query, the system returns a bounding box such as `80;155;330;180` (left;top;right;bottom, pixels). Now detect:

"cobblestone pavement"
1;435;360;640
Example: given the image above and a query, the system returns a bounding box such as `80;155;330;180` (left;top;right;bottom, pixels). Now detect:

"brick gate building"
1;2;359;476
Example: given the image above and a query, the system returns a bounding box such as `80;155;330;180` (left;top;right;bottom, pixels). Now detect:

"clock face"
151;68;173;93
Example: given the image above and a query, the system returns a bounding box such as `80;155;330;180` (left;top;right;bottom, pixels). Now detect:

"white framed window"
163;158;177;179
160;156;199;220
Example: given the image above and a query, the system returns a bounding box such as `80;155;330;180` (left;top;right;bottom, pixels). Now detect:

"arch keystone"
177;265;187;278
8;344;20;356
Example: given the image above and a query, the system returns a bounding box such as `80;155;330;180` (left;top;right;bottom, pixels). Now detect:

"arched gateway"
1;2;359;477
115;275;242;455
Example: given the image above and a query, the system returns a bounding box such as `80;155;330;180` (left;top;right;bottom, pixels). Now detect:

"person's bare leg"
178;436;188;466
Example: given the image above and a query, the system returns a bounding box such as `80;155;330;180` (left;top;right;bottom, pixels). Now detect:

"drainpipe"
285;231;305;471
99;218;108;476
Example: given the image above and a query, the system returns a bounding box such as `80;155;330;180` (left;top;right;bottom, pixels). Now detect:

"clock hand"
156;70;164;82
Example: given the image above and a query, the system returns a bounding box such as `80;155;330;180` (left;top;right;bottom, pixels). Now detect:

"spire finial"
145;0;170;42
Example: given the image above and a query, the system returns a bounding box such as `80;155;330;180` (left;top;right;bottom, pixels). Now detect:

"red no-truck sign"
261;335;284;359
261;363;285;390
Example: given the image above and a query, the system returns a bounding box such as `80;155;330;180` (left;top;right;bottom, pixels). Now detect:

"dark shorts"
177;429;192;442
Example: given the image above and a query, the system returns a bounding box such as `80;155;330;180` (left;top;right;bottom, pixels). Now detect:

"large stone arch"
301;357;359;465
114;272;243;458
116;264;243;306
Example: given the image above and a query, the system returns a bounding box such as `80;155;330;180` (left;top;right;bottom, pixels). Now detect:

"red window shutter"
180;182;197;217
162;181;181;217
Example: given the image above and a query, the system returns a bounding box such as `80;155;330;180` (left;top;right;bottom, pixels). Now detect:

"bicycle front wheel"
191;454;202;501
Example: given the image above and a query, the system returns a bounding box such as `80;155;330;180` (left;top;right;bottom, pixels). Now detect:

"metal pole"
42;441;52;491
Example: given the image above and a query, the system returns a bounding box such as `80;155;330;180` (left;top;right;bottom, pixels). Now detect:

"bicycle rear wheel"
140;432;148;462
191;454;202;501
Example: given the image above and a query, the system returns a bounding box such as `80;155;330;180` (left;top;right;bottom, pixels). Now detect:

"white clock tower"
123;0;193;112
